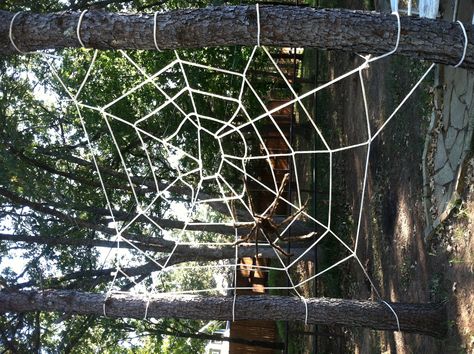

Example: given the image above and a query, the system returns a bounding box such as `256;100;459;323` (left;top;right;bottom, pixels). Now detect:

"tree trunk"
0;187;313;237
0;233;312;262
14;146;250;220
0;6;472;69
0;290;447;337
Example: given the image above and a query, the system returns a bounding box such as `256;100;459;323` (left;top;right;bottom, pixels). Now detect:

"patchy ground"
296;6;473;354
429;157;474;353
331;18;473;354
282;1;473;352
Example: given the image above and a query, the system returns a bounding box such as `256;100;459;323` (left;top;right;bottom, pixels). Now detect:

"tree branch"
7;145;138;194
0;186;245;237
0;233;313;267
2;232;313;293
137;322;284;350
35;148;251;220
0;185;313;237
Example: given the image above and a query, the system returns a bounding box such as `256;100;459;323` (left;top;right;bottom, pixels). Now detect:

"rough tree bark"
0;290;447;337
0;6;472;69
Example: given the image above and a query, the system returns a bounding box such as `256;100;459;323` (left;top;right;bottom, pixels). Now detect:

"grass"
429;272;448;302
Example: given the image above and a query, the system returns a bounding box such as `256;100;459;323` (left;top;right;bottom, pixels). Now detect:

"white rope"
77;10;88;48
454;20;468;68
391;11;401;54
143;297;151;320
103;291;112;317
232;226;239;323
32;28;436;329
153;11;163;52
9;12;26;54
381;300;401;332
368;11;401;63
63;47;427;298
256;3;261;47
301;296;309;324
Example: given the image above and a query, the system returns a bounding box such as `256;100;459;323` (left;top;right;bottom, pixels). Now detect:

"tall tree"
0;7;266;350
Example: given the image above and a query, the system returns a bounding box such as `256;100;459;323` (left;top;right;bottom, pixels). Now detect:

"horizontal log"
0;289;447;337
0;6;473;69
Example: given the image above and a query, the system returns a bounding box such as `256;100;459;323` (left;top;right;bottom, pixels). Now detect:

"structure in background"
391;0;439;18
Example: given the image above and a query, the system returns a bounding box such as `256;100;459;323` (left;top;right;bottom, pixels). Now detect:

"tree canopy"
0;1;263;351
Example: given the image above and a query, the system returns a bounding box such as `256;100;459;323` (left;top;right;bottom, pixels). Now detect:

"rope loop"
9;12;26;54
143;297;151;320
391;11;401;55
454;20;468;68
103;291;111;317
256;3;261;47
153;11;163;51
77;10;88;48
381;300;401;332
367;11;400;64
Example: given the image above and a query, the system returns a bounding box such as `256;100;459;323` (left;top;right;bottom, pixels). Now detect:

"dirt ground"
328;3;474;354
295;1;474;353
352;1;473;353
343;55;473;354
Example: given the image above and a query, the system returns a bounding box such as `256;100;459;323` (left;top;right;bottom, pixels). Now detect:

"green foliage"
0;4;255;353
0;0;63;12
0;1;295;352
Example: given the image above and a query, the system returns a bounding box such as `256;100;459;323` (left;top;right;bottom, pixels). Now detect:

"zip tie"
153;11;163;52
9;12;26;54
381;300;401;332
77;10;88;48
454;20;467;68
256;3;261;47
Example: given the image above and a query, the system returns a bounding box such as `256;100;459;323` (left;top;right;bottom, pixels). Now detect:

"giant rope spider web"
27;10;436;324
